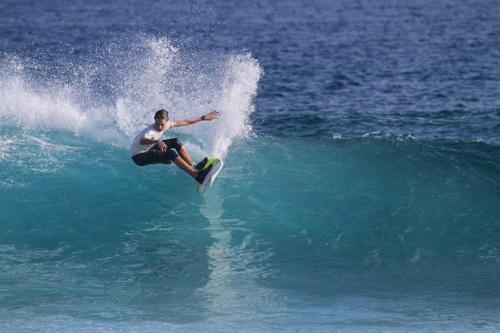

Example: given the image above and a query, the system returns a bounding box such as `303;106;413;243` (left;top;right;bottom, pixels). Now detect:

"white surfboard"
196;157;224;193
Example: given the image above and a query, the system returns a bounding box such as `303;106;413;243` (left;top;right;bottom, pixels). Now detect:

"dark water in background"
0;0;499;332
2;0;499;141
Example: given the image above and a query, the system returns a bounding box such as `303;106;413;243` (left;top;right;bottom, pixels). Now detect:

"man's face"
154;117;168;131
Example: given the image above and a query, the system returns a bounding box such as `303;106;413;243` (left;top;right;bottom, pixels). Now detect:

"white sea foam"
0;63;88;133
0;37;262;159
208;54;262;156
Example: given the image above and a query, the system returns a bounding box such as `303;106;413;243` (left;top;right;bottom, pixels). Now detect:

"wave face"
1;126;500;331
3;134;499;273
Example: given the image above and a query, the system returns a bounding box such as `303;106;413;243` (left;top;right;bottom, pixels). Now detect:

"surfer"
130;109;220;184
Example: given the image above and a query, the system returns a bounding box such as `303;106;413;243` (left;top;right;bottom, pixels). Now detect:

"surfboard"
196;157;224;193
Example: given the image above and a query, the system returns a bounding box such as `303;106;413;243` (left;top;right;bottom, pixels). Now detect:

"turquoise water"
1;128;499;331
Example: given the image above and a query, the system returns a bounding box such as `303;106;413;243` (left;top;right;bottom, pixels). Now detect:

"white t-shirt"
130;121;174;156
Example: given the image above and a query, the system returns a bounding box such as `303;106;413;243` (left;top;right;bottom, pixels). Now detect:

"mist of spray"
0;37;262;159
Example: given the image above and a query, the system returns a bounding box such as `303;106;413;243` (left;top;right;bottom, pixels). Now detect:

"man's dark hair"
154;109;169;120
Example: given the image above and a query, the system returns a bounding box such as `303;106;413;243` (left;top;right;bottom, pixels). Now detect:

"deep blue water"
1;0;499;332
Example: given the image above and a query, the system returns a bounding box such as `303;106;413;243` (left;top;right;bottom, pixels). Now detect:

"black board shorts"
132;138;183;166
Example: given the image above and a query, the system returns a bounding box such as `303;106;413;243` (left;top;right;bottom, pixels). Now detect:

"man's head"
154;109;169;131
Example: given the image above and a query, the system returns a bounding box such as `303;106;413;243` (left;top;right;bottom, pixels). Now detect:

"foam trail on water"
0;59;88;133
0;37;262;160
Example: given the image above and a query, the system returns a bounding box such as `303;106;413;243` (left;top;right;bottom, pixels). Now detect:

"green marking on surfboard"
196;157;223;193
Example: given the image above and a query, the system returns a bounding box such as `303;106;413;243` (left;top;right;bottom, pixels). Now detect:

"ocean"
0;0;499;332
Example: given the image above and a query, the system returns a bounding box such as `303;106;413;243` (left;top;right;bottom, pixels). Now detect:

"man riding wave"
130;109;220;184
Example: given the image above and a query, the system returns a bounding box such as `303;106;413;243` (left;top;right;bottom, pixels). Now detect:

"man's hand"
158;140;168;151
204;111;220;121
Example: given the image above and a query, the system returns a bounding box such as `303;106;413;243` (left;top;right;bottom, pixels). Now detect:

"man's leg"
178;145;194;166
163;138;194;166
135;148;207;182
173;156;198;178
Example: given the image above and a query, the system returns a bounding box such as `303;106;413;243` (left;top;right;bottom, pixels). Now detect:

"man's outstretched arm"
172;111;220;128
